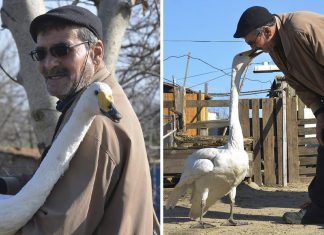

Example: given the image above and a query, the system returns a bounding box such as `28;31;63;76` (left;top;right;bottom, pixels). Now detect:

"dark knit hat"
30;5;102;42
233;6;274;38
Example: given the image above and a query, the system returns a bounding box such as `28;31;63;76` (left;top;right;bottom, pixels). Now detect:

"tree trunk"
1;0;59;150
98;0;133;75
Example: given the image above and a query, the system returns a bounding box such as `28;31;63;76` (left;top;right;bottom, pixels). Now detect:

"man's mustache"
44;68;70;78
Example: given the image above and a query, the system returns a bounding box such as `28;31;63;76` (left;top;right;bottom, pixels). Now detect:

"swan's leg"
190;188;214;229
222;187;248;226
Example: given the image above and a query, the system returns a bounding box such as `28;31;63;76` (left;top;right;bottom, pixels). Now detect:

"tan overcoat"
270;11;324;113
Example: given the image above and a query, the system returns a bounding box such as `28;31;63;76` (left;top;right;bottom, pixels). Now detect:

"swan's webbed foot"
190;221;215;229
221;218;248;226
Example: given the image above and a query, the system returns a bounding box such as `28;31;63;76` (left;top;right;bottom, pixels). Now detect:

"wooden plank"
300;156;317;166
185;93;197;136
287;97;299;183
299;166;316;176
164;100;174;108
275;98;283;185
298;137;318;145
298;146;318;156
199;93;208;136
186;120;229;129
164;158;186;174
186;100;230;107
163;149;196;174
197;92;202;135
252;99;262;185
298;119;316;125
239;99;250;138
174;87;182;113
297;98;305;120
164;148;196;159
262;99;276;185
163;93;175;122
298;127;316;135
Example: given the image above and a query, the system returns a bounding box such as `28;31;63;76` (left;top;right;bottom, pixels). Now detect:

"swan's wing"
188;147;225;161
179;158;213;184
166;147;231;209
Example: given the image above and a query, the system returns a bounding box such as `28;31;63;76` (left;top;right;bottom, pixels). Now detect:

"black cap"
233;6;274;38
30;5;102;42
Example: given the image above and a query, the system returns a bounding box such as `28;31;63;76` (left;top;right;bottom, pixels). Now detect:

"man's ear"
263;26;272;38
91;40;104;65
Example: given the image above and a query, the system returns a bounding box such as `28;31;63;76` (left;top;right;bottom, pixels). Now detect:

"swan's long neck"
227;54;253;150
0;96;94;235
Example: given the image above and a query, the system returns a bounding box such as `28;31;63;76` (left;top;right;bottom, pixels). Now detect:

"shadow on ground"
164;183;310;224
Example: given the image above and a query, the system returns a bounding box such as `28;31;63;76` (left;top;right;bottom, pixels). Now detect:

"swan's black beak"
97;91;122;123
100;103;122;123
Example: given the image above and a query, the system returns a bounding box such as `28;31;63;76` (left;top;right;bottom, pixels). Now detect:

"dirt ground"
163;178;324;235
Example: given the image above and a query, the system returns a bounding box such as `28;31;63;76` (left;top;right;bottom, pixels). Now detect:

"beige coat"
270;11;324;113
16;67;153;235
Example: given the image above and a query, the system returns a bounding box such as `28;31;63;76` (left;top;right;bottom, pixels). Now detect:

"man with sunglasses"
0;5;153;234
234;6;324;224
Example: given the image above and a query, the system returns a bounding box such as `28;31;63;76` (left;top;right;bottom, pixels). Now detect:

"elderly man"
234;6;324;224
1;5;153;234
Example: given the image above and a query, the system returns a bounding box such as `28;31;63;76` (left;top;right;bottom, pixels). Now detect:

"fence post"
282;88;288;186
174;86;186;133
239;99;250;138
252;99;262;185
262;99;276;186
287;97;299;183
275;98;284;186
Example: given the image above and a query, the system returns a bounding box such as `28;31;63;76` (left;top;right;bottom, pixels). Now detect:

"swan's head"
232;49;263;70
239;49;263;58
81;82;122;123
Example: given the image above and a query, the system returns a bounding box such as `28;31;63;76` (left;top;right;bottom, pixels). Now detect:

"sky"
163;0;324;100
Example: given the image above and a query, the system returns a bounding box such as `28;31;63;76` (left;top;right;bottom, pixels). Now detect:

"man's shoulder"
278;11;323;30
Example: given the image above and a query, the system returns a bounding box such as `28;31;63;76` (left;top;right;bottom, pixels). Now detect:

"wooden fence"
164;96;317;186
297;101;318;177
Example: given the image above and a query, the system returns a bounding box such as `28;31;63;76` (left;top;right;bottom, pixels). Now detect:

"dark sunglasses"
245;31;261;47
29;41;90;61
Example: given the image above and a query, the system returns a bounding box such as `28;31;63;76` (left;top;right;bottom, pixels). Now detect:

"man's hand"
316;112;324;146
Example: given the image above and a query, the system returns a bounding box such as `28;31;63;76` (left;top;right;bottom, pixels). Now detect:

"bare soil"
163;178;324;235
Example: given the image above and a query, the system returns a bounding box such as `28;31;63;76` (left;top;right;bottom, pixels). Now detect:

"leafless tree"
0;31;38;148
117;0;160;158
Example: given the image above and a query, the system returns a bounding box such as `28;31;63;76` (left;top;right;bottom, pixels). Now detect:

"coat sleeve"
284;28;324;113
15;120;118;235
311;20;324;67
285;74;323;113
300;27;324;112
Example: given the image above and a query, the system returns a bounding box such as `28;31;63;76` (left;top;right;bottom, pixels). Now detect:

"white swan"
0;82;121;235
166;50;260;228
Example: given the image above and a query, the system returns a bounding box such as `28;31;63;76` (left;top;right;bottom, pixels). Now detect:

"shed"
163;82;210;136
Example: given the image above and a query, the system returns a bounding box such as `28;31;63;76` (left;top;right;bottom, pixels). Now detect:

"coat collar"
274;14;291;56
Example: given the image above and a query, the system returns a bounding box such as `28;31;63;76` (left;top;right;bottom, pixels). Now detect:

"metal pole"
282;86;288;186
182;52;191;88
180;52;190;133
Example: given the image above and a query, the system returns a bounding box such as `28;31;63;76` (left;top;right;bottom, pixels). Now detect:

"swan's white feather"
166;50;257;221
0;82;114;235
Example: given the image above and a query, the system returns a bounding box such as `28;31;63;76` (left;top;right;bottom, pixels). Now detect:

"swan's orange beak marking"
97;91;122;123
98;92;113;112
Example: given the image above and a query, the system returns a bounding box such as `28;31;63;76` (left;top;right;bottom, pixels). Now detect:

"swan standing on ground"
0;82;121;235
166;50;260;228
